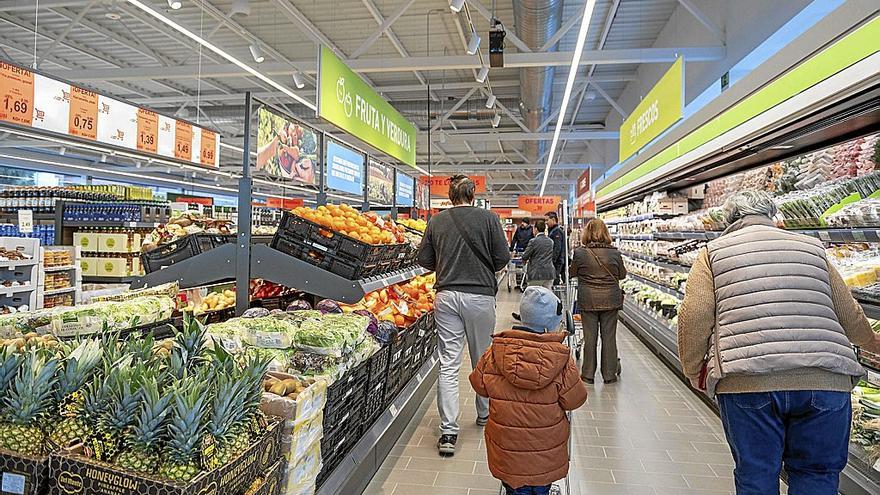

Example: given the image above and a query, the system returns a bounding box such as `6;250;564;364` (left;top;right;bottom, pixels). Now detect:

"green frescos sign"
318;46;417;167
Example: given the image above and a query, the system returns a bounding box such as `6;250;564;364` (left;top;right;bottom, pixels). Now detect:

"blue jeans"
717;391;851;495
503;484;550;495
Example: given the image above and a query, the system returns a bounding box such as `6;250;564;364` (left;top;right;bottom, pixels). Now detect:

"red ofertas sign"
266;197;304;209
419;175;487;196
518;195;561;214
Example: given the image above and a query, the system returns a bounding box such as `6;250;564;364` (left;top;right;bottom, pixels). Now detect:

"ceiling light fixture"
230;0;250;16
491;114;501;128
292;71;305;89
449;0;465;13
466;31;481;55
123;0;314;110
167;0;182;10
248;43;264;63
475;65;489;83
485;94;496;109
540;0;597;196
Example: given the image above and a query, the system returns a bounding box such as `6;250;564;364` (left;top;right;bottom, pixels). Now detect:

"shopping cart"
506;253;527;292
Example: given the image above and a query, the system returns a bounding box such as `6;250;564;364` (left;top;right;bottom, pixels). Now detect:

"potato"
269;381;289;396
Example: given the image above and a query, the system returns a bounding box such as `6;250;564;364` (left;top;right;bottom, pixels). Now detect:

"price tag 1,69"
0;61;35;126
17;209;33;234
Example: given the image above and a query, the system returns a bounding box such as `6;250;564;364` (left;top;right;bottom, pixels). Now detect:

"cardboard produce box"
0;449;49;495
283;439;321;495
47;419;283;495
241;458;283;495
260;373;327;427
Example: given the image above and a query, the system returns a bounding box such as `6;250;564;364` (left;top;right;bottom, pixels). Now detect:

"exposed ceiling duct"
514;0;565;162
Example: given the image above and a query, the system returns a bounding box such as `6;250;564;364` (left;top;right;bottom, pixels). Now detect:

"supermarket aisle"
363;290;740;495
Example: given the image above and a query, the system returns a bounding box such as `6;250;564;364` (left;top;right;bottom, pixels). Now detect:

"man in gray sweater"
418;175;510;456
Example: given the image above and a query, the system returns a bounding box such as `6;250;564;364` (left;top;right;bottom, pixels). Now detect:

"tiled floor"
363;291;747;495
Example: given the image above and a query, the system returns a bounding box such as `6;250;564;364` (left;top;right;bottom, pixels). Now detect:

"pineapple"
115;374;172;474
95;365;146;461
0;346;23;403
55;361;125;454
206;370;247;467
0;350;58;455
218;350;270;460
158;375;209;482
169;315;207;379
47;339;103;449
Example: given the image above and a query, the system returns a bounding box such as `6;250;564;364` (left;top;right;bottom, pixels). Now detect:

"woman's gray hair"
721;190;778;224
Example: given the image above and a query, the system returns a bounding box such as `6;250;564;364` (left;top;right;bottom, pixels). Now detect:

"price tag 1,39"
18;209;33;234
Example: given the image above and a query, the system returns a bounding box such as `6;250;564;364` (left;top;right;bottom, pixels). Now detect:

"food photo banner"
395;172;414;207
368;159;395;205
619;56;683;162
518;195;561;214
317;46;416;167
255;105;319;185
419;175;487;197
325;139;365;196
0;60;220;168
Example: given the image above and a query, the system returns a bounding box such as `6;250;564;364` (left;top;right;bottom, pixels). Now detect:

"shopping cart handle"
564;310;575;335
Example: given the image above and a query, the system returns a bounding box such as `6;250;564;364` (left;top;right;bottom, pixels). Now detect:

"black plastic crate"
361;376;387;430
324;360;369;421
141;233;232;273
367;344;391;385
276;212;397;266
271;232;371;280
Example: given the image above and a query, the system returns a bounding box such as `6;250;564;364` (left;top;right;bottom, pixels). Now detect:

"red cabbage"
354;309;379;338
315;299;342;314
374;321;396;345
286;299;312;312
242;307;270;318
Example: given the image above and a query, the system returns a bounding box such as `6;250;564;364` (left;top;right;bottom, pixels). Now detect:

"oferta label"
619;57;683;162
318;46;416;166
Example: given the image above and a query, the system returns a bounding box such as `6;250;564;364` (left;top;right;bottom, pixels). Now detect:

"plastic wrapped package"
284;439;322;495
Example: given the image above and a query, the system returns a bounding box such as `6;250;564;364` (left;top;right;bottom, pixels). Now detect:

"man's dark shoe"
512;312;521;321
581;376;594;384
438;434;457;455
476;416;489;427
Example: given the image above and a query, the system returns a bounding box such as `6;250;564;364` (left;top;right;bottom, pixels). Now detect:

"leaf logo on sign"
336;77;353;118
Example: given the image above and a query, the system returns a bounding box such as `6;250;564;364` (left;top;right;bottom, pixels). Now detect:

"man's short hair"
545;211;558;220
448;175;476;205
535;219;546;233
520;218;530;225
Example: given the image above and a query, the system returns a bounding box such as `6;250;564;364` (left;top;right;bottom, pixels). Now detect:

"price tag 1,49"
18;209;33;234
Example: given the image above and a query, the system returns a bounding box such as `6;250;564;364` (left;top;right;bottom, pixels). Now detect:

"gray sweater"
417;206;511;296
521;234;556;281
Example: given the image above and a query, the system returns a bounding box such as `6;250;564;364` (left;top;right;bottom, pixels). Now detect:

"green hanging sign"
317;46;417;167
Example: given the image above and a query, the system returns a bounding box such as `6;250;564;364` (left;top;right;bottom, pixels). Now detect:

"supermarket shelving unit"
40;246;82;307
0;237;40;312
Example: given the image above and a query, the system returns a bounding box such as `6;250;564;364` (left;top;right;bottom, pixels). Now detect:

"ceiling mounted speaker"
249;43;265;63
231;0;250;16
475;66;489;83
485;94;496;108
449;0;465;13
167;0;182;10
492;114;501;127
466;31;481;55
292;71;305;89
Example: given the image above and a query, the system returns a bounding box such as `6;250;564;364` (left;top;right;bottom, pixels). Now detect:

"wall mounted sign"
395;172;414;207
419;175;487;197
0;59;221;168
618;56;683;163
325;139;365;196
518;195;561;214
318;46;416;166
255;105;319;185
368;159;394;205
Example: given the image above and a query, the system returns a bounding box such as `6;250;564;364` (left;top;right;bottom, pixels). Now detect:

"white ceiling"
0;0;727;203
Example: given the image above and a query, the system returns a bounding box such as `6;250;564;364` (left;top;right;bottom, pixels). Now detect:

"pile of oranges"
342;273;436;327
291;203;406;245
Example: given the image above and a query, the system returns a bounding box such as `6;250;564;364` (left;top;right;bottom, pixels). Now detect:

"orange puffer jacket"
469;330;588;489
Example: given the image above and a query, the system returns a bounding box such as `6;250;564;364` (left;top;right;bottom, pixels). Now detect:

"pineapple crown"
82;359;131;421
126;374;172;451
206;369;247;442
0;346;23;404
54;339;103;403
165;372;209;463
3;350;59;425
101;364;155;434
169;316;207;378
125;332;155;366
238;351;270;423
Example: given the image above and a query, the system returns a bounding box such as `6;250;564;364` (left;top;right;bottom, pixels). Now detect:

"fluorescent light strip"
0;152;239;194
1;127;239;179
124;0;315;111
539;0;597;196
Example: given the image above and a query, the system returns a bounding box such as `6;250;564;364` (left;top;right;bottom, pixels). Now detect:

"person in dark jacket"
569;218;626;384
545;212;565;284
418;175;511;456
510;219;534;252
470;286;588;495
521;220;555;289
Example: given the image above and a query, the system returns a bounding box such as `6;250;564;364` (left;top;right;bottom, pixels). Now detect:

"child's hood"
490;330;571;390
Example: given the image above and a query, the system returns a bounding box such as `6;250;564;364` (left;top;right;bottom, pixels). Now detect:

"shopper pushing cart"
470;286;587;495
